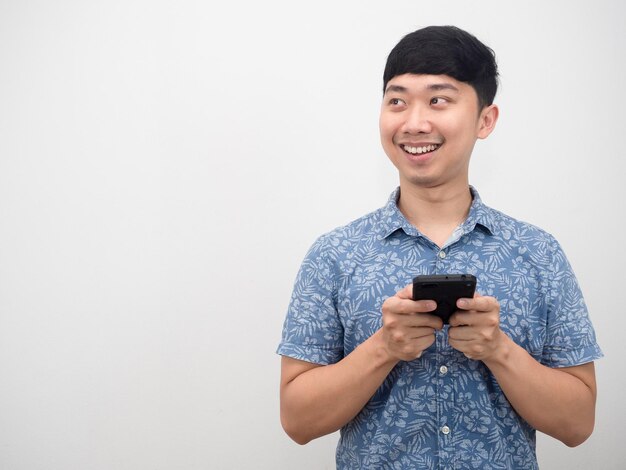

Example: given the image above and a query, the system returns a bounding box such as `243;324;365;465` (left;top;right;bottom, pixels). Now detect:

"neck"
397;182;473;247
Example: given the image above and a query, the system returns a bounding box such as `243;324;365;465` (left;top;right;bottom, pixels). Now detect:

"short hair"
383;25;499;108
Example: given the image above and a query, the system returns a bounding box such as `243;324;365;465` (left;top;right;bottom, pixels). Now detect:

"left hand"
448;294;506;362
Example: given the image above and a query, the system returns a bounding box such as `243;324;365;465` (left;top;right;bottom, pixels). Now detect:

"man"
277;26;602;469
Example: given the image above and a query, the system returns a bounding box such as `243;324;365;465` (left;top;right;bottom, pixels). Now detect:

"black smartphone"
412;274;477;324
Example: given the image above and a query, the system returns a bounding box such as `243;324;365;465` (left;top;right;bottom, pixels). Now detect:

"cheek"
443;122;478;146
379;124;393;144
379;117;399;143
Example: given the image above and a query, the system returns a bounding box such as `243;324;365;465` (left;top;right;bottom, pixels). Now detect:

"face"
379;73;498;191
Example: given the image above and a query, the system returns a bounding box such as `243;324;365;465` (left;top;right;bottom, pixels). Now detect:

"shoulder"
470;187;559;252
483;205;565;266
487;206;558;245
294;207;389;294
307;206;388;259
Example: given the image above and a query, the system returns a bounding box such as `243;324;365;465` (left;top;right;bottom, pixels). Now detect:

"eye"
388;97;406;106
430;97;449;106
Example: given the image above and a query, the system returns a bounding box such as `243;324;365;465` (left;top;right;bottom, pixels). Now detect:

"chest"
335;233;549;358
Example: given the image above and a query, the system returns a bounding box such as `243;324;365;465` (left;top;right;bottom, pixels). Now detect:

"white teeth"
403;144;439;155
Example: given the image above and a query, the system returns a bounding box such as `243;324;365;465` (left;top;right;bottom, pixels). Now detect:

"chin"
402;175;442;188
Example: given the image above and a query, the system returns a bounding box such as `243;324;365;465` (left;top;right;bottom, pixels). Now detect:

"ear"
477;104;499;139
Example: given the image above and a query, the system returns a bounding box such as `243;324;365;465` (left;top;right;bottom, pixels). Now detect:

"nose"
402;105;433;134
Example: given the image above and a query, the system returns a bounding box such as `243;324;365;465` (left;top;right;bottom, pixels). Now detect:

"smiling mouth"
401;143;441;156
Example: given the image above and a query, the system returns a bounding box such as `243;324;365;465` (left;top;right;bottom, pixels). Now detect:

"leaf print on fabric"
453;250;485;272
481;240;512;266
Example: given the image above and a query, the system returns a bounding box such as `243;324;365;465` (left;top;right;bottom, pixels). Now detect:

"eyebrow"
384;82;460;94
427;83;459;92
384;84;409;94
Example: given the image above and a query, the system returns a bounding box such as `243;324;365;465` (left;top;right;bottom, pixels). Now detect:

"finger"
448;335;475;359
396;284;414;300
385;328;436;361
447;325;474;341
407;326;437;340
414;300;437;313
386;313;443;332
448;337;480;361
409;313;444;330
447;337;471;358
400;314;444;330
448;310;473;327
415;314;444;330
384;297;436;315
450;308;500;329
456;295;498;313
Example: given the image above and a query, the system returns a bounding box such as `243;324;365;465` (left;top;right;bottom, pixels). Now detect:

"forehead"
384;73;475;97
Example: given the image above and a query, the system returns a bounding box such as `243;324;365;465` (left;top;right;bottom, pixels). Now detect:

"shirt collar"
376;186;498;240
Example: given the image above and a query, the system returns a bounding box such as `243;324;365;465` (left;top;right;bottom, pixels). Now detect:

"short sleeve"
276;235;344;365
541;237;603;367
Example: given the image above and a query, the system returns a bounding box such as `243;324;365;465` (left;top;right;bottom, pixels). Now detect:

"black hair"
383;26;498;108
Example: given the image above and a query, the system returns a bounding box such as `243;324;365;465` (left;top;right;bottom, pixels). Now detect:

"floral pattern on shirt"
278;187;603;469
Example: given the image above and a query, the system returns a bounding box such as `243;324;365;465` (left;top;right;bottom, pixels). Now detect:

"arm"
448;295;597;447
484;338;596;447
280;285;443;444
280;330;396;445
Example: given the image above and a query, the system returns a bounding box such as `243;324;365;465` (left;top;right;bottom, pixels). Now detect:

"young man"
277;26;602;469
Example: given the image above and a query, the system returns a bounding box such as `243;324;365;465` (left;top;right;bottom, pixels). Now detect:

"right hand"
381;284;444;361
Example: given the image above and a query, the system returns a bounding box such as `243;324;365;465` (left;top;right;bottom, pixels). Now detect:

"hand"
381;284;444;362
448;294;506;361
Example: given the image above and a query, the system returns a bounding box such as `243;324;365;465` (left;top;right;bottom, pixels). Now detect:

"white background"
0;1;624;468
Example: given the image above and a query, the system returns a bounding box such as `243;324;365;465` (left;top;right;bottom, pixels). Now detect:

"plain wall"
0;0;624;468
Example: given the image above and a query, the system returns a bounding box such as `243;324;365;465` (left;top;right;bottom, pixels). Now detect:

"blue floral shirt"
277;187;603;469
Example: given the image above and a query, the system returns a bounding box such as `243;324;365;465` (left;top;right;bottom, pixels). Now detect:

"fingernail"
458;299;468;308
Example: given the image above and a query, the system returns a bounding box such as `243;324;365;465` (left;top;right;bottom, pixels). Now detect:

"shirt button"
441;425;451;435
438;250;446;259
439;365;448;375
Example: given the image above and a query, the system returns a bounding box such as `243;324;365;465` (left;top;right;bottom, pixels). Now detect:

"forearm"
280;329;398;444
483;333;596;446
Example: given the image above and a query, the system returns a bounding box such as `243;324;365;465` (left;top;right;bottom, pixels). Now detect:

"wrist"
364;328;400;369
482;329;513;368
